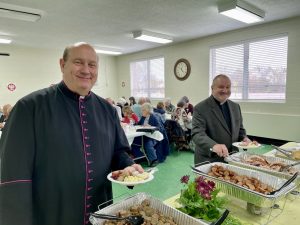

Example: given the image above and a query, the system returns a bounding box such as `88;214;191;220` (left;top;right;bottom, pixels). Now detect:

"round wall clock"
174;58;191;81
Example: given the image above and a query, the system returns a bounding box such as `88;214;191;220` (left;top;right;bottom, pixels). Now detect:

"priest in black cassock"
0;42;143;225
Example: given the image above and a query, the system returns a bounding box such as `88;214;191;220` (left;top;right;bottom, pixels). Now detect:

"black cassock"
0;82;134;225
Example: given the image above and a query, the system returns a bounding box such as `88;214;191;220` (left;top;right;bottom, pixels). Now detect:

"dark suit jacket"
192;95;247;164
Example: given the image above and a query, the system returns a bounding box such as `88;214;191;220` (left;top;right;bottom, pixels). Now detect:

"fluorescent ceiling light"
218;0;265;24
95;49;122;55
0;38;12;44
0;2;43;22
133;30;173;44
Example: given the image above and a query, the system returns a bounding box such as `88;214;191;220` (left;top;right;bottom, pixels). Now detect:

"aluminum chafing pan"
192;162;296;208
225;152;300;185
89;192;208;225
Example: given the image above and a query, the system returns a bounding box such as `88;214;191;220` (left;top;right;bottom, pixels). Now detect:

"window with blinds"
130;57;165;99
210;35;288;102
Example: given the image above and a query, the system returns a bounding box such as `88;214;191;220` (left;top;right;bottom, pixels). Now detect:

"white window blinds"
130;57;165;99
210;35;288;101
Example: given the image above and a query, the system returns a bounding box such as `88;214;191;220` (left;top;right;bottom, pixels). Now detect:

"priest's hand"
242;137;252;144
122;163;144;174
212;144;229;157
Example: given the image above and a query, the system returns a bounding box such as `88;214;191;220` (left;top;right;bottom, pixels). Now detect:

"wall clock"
174;58;191;81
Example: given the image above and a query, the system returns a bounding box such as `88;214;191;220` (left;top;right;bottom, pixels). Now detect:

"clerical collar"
58;81;91;101
212;96;227;106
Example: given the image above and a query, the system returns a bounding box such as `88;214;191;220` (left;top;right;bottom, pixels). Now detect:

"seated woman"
172;101;192;131
132;103;160;167
0;104;13;130
129;96;137;106
153;101;166;123
180;96;194;115
121;105;139;125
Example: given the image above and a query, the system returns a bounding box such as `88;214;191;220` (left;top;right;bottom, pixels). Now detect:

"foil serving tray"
89;192;208;225
192;162;296;208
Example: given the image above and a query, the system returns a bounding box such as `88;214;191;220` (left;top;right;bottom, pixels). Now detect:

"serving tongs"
210;209;230;225
224;151;241;162
271;145;293;159
268;172;298;195
280;161;300;172
90;213;144;225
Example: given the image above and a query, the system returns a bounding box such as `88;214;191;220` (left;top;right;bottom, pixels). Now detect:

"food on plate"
208;165;274;194
243;155;298;175
111;170;150;182
239;141;259;147
292;150;300;160
103;199;178;225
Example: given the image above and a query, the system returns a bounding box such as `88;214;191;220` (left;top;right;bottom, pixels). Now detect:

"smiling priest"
0;42;143;225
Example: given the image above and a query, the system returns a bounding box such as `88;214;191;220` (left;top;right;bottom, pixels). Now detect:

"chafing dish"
192;162;296;208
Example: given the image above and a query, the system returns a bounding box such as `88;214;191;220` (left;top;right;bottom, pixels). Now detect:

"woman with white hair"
180;96;193;115
133;103;160;167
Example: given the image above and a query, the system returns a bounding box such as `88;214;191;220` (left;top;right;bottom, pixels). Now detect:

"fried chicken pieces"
208;165;274;194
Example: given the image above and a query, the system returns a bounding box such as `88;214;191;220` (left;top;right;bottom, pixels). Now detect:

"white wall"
0;45;119;105
116;16;300;142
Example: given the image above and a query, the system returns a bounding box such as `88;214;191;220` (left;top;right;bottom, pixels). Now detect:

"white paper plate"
232;142;261;149
107;172;154;186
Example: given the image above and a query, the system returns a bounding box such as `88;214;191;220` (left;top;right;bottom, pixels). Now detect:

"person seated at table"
116;97;127;117
129;96;137;106
132;103;160;167
106;97;122;121
172;101;192;131
164;97;175;114
0;104;13;129
153;101;166;123
122;105;139;125
180;96;194;115
131;97;146;120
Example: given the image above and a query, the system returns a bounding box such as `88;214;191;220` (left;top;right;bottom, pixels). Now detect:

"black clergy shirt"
0;81;134;225
213;97;232;132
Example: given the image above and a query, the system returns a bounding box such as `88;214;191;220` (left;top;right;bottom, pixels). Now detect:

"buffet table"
163;144;300;225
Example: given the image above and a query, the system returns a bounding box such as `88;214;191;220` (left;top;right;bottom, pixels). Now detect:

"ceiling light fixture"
0;2;43;22
0;38;12;44
218;0;265;24
133;30;173;44
95;49;122;55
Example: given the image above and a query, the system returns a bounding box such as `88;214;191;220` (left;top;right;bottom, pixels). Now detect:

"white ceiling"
1;0;300;55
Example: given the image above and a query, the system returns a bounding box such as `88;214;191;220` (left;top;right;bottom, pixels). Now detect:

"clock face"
174;58;191;81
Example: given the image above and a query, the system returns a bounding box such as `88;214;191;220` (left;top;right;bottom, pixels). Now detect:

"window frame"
130;56;165;99
209;33;288;103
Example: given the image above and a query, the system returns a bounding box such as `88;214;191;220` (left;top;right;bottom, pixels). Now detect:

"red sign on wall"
7;83;16;91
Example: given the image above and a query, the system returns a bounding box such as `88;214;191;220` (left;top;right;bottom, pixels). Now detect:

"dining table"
123;125;163;145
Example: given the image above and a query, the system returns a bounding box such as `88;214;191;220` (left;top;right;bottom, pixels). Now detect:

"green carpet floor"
112;148;195;201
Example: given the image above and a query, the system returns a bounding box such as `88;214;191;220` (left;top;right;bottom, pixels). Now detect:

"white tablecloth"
124;126;163;145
